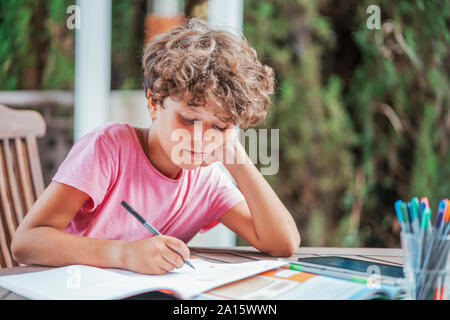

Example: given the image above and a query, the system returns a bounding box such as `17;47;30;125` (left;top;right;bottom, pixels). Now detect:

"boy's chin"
175;160;213;170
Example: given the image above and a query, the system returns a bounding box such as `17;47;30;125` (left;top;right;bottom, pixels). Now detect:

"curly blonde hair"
141;18;275;129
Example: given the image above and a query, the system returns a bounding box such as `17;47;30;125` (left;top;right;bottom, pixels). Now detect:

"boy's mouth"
185;149;207;158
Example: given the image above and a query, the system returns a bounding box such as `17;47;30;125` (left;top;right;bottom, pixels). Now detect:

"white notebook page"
0;259;287;299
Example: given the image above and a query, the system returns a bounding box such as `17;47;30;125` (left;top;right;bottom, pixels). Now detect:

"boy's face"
152;95;235;170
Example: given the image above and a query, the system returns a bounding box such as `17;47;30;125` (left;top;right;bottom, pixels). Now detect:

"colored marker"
407;201;419;235
418;208;430;268
442;200;450;238
395;200;404;231
417;205;449;299
411;197;421;225
289;264;369;284
434;199;449;255
401;202;411;233
415;207;432;298
420;197;430;215
436;200;447;237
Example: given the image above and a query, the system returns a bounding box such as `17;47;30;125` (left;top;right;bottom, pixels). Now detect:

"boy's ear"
146;89;156;107
147;89;158;120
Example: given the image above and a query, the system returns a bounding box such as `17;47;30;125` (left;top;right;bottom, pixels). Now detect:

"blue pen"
407;201;419;235
401;202;411;233
433;200;449;255
395;200;405;231
431;200;449;269
421;202;426;213
420;197;430;217
432;200;450;299
411;198;421;235
443;200;450;238
120;200;195;270
406;202;413;220
428;201;446;258
418;208;430;266
436;200;447;236
419;207;439;276
412;197;421;224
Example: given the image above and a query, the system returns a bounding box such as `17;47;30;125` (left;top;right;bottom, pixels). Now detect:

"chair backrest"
0;104;46;268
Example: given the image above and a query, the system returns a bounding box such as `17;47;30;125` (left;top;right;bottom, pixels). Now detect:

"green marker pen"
289;264;368;284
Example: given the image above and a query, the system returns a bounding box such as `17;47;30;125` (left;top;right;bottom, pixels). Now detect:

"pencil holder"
401;232;450;300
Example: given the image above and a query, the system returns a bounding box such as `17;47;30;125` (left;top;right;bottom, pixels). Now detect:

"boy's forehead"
188;105;231;123
170;95;232;123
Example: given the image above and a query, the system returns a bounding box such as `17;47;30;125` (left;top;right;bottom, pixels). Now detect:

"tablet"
298;256;404;278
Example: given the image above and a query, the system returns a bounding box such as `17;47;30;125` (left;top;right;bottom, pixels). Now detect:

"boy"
12;19;300;275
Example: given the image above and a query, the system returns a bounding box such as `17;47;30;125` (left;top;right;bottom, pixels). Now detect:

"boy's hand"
201;128;251;167
122;235;190;274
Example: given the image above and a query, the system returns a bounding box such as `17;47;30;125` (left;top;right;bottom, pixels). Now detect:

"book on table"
198;263;406;300
0;258;406;300
0;259;286;300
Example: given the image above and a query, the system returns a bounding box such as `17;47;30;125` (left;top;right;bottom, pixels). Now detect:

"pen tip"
186;260;195;270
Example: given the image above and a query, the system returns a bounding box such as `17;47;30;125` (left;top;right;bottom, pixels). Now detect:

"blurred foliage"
110;0;146;90
244;0;450;247
0;0;74;89
1;0;448;247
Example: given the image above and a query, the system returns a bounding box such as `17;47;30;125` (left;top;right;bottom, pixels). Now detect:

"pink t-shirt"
51;122;245;243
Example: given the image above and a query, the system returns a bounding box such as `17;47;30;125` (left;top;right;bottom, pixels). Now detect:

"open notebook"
0;259;286;300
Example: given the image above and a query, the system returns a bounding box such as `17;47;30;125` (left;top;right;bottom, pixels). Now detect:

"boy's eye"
180;115;196;124
213;125;226;131
180;114;226;131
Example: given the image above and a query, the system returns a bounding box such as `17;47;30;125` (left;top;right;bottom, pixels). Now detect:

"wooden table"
0;246;403;300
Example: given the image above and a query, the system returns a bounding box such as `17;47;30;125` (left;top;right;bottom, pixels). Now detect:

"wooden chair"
0;104;46;268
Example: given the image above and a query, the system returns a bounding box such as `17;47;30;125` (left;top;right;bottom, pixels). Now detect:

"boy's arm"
218;139;301;257
11;182;189;274
11;181;127;268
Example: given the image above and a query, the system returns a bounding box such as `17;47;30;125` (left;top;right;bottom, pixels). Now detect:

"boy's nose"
190;120;222;151
192;120;207;142
193;127;202;142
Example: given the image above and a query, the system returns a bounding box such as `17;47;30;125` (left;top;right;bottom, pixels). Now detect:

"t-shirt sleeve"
51;132;117;212
200;164;246;232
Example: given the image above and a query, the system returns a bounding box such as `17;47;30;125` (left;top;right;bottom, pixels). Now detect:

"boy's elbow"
281;229;301;256
282;234;301;257
11;233;23;263
11;230;29;265
264;231;301;257
11;237;21;264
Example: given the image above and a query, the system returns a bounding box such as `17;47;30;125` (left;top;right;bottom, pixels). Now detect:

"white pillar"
74;0;111;141
151;0;183;15
188;0;244;248
207;0;243;36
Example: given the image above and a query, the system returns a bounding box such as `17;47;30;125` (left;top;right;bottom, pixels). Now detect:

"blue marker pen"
395;200;404;232
401;202;411;233
412;197;421;224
